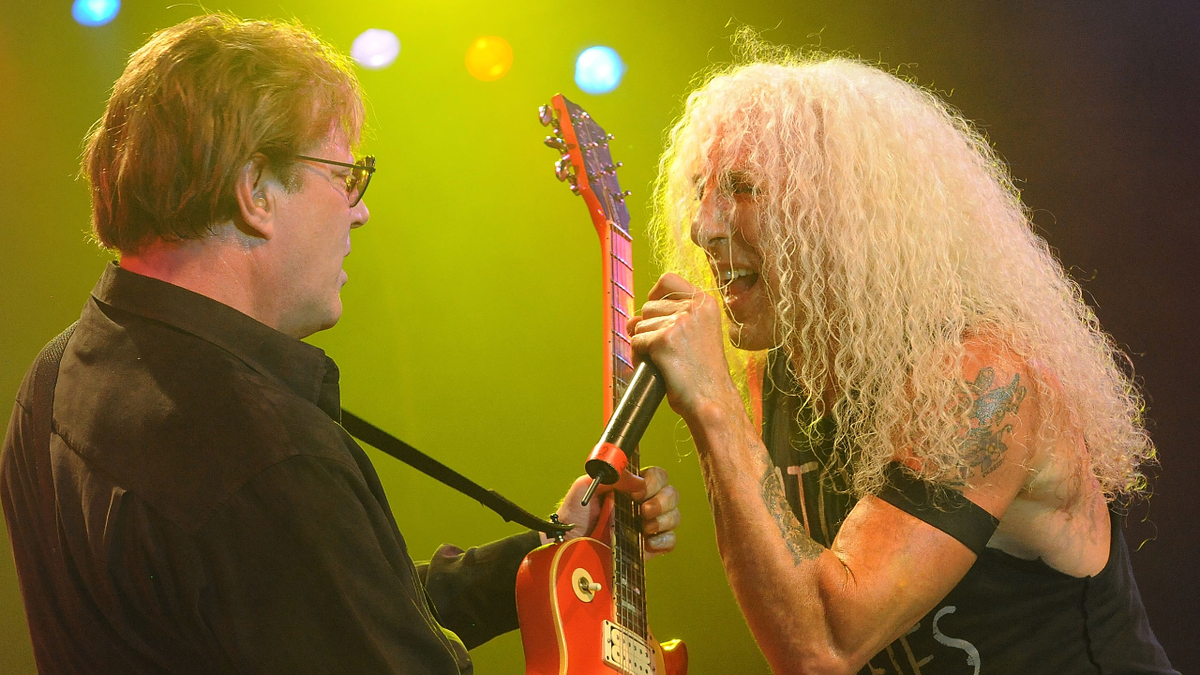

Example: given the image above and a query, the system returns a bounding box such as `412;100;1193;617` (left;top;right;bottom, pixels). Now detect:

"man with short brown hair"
1;14;679;674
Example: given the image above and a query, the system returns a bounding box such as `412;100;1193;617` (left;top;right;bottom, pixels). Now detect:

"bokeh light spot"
574;46;625;94
72;0;120;27
465;36;513;81
351;29;401;70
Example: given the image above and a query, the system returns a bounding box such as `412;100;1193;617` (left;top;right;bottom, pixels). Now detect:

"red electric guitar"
514;96;688;675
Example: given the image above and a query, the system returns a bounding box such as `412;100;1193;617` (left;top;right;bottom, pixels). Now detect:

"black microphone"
580;361;667;506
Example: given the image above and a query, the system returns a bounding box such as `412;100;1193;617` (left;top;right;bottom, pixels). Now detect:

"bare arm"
630;274;1033;675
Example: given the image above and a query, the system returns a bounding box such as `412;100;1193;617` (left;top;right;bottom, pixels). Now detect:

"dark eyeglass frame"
295;154;376;207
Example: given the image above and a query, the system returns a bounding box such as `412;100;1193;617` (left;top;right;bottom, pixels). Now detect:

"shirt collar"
91;263;341;420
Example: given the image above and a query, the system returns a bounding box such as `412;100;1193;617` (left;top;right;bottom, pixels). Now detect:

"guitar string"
613;237;631;640
612;229;651;663
608;179;651;663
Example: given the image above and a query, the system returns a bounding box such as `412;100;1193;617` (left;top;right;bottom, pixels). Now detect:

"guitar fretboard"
608;227;647;639
610;230;635;398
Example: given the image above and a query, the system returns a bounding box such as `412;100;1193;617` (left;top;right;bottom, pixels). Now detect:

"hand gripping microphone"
580;361;667;506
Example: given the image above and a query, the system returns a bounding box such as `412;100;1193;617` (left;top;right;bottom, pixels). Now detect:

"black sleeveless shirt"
760;351;1177;675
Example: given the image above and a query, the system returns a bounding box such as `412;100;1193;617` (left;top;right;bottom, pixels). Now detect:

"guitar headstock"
539;94;637;419
539;95;631;238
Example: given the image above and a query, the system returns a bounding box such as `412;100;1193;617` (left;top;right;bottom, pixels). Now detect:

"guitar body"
516;537;688;675
519;94;687;675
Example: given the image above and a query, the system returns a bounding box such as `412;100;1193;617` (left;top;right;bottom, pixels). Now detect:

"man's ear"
234;155;275;240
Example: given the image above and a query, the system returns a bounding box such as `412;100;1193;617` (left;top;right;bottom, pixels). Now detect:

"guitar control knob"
538;104;555;127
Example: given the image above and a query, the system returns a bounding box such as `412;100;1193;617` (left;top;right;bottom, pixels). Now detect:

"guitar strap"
29;323;569;538
339;410;574;537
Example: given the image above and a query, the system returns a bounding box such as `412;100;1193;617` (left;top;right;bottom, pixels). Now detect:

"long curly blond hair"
651;43;1153;500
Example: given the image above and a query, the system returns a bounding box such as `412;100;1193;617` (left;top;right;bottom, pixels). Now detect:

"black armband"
878;462;999;556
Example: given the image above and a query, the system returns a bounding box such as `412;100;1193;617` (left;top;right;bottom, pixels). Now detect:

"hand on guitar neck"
540;467;681;560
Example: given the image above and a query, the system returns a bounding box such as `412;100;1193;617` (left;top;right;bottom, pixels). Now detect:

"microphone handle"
601;360;667;453
580;361;666;505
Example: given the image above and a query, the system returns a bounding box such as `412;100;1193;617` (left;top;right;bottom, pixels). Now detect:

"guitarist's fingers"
640;466;681;559
639;466;670;500
544;475;605;545
644;532;677;559
610;469;648;498
637;467;677;514
643;499;681;537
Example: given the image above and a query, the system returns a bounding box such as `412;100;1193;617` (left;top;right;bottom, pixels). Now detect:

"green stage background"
3;2;1198;674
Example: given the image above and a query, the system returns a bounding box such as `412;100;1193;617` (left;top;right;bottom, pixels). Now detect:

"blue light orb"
72;0;120;27
351;29;401;70
574;46;625;95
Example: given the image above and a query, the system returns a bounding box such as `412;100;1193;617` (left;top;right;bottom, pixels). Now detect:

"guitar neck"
542;93;649;640
606;226;649;640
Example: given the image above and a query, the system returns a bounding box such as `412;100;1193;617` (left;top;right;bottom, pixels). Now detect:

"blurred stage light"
466;36;513;81
575;46;625;94
352;29;401;70
72;0;120;27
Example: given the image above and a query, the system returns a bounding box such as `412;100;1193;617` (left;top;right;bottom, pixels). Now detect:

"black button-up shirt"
2;263;539;674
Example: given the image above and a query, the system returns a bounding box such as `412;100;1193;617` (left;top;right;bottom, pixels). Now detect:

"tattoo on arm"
761;467;824;564
956;366;1026;479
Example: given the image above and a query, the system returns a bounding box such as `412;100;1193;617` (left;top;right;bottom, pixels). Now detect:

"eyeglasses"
295;154;376;207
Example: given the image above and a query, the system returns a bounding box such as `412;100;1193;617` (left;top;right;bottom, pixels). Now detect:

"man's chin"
322;299;344;332
291;301;342;340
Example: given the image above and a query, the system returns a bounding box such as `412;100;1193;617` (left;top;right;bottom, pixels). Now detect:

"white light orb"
575;46;625;95
352;29;401;70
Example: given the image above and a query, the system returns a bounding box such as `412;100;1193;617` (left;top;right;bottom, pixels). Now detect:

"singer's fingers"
647;273;699;301
626;305;687;339
629;300;718;360
628;313;675;338
635;298;692;322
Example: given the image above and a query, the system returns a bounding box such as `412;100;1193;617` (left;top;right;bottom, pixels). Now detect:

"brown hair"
83;13;365;253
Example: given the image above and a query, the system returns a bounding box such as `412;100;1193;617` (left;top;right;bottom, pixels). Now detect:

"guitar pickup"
602;620;655;674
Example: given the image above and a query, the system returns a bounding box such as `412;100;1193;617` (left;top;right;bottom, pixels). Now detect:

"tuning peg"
555;158;572;182
614;189;632;202
568;178;581;196
538;104;555;127
544;135;567;152
606;133;615;140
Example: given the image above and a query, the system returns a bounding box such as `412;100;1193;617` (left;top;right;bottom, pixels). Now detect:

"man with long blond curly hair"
630;45;1176;674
